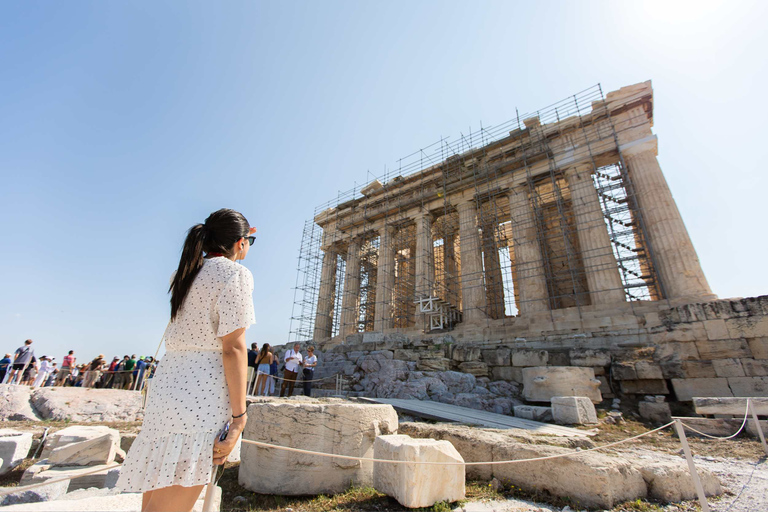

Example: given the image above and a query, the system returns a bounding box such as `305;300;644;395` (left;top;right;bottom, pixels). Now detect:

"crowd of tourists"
0;339;158;390
248;342;319;398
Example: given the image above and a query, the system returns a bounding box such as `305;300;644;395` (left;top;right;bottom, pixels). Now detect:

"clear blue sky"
2;1;766;362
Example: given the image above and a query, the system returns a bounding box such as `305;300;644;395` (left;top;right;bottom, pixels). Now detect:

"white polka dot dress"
117;257;255;492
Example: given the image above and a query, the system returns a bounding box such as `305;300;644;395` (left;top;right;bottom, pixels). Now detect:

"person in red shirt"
105;356;120;388
55;350;76;386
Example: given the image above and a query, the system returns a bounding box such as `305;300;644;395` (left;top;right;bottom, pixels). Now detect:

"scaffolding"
289;84;661;344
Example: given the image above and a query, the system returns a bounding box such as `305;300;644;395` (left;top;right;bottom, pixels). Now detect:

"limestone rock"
638;401;672;424
512;350;548;367
0;430;33;476
569;349;611;367
551;396;597;425
417;357;449;372
31;388;143;423
21;463;115;491
0;480;69;506
692;396;768;416
48;433;117;467
639;459;722;502
482;348;511;366
522;367;602;403
513;405;553;422
457;361;489;377
670;378;732;401
451;346;481;363
0;487;220;511
40;426;121;460
0;385;41;421
439;371;476;394
239;398;398;495
373;435;465;508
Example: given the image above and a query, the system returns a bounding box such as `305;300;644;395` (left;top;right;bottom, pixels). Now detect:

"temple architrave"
292;81;768;403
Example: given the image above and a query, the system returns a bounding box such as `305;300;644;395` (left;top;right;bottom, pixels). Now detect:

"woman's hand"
212;415;247;465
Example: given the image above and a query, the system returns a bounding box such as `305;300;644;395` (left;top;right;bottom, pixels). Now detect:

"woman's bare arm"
213;327;248;465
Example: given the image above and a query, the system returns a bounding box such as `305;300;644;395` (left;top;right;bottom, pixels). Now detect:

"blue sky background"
1;0;766;361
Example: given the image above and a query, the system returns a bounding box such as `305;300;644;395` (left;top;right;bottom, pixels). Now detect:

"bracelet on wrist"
232;410;247;419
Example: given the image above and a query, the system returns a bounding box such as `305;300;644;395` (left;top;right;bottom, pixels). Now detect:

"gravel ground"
695;454;768;512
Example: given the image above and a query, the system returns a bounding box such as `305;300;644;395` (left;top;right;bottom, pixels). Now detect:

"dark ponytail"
169;208;250;319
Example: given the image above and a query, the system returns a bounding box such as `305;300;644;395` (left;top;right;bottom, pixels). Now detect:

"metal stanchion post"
747;398;768;456
674;419;710;512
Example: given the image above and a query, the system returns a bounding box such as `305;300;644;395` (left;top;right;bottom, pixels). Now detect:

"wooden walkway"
361;397;593;437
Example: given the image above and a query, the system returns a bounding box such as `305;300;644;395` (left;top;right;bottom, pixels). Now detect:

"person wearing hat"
104;356;120;388
33;355;52;388
85;354;105;388
0;353;11;384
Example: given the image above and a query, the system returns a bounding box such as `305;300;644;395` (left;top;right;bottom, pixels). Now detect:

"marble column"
374;225;395;331
415;212;435;330
444;233;460;305
339;239;361;337
481;223;505;319
621;135;714;300
457;199;487;323
563;165;626;305
508;183;550;314
313;247;338;340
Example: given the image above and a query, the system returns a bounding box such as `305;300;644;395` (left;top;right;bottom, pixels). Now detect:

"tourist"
123;355;137;390
44;364;58;387
55;350;76;386
0;353;11;384
118;208;256;511
84;355;105;388
254;343;272;396
21;356;37;385
280;343;302;397
104;356;120;388
73;364;86;387
33;355;52;388
247;342;259;392
302;346;318;397
8;339;35;385
268;346;278;395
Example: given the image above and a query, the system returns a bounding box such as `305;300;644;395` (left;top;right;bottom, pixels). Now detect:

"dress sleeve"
216;267;256;338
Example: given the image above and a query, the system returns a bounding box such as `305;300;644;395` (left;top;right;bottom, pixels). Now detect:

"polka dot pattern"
117;257;255;492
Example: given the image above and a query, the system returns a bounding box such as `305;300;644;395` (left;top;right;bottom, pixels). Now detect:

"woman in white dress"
118;209;257;512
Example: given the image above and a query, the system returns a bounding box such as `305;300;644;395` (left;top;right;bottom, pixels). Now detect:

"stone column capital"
620;134;658;158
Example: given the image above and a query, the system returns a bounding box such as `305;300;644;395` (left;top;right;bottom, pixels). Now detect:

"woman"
268;346;278;395
254;343;272;396
118;209;257;512
33;356;52;388
302;346;318;397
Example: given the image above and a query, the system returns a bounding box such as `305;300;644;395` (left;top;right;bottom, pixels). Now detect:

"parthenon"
292;81;716;345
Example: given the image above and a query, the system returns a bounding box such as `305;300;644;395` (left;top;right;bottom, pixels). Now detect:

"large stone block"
457;361;488;377
481;348;510;366
373;435;464;508
671;378;732;401
30;388;143;423
611;362;637;380
653;341;700;362
703;319;729;340
512;350;548;367
513;405;553;422
741;358;768;377
451;346;481;363
522;367;601;403
620;379;669;395
239;398;398;495
393;349;420;362
726;377;768;397
748;337;768;359
0;487;220;511
638;401;672;424
639;460;721;502
681;360;717;378
48;433;117;467
568;349;611;367
417;357;449;372
0;480;69;506
0;385;40;421
725;317;768;338
695;340;751;360
712;358;745;377
0;430;33;476
692;397;768;416
40;426;121;460
551;396;597;425
21;463;114;491
635;361;664;380
491;366;523;383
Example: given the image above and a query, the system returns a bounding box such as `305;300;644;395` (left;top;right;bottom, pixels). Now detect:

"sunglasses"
244;236;255;246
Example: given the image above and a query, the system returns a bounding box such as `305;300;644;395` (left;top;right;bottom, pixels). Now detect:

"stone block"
712;358;745;378
638;401;672;424
48;433;117;467
726;377;768;397
513;405;553;422
373;435;464;508
119;434;137;454
692;397;768;416
748;337;768;359
704;319;729;340
611;362;637;380
547;351;571;366
457;361;488;377
451;346;481;363
741;358;768;377
660;360;684;379
653;342;700;362
568;349;611;367
592;366;606;376
30;388;143;423
40;426;121;460
21;463;114;491
239;399;398;495
393;349;420;362
417;357;449;372
681;360;717;378
481;348;510;366
671;378;733;401
726;317;768;339
0;480;69;506
620;379;669;395
696;339;751;360
551;396;597;425
0;385;40;421
672;416;768;439
597;375;613;396
635;361;664;380
522;367;601;403
491;366;522;383
512;350;548;367
0;430;33;476
639;460;721;502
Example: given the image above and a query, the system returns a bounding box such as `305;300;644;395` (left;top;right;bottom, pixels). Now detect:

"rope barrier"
255;370;343;384
679;398;752;440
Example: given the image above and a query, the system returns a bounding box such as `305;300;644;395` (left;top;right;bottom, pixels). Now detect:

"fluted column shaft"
374;226;395;331
339;239;361;337
481;223;505;319
415;213;435;330
457;199;487;323
622;137;713;300
508;184;550;314
444;233;460;305
564;165;626;305
313;248;338;340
